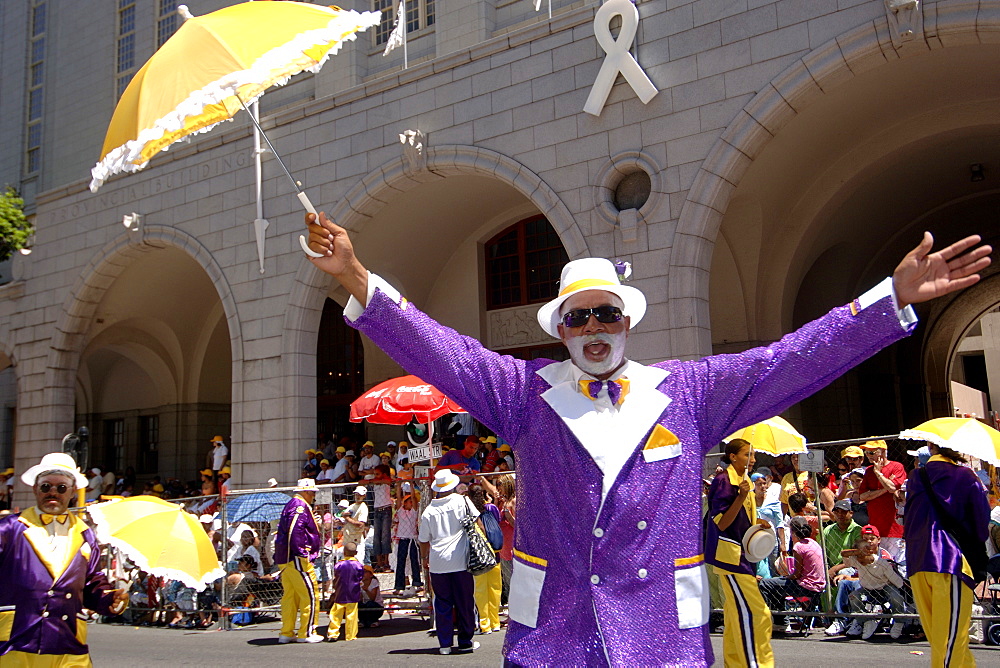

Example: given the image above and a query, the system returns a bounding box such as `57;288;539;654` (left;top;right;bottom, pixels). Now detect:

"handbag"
918;467;988;583
462;498;498;576
480;507;504;551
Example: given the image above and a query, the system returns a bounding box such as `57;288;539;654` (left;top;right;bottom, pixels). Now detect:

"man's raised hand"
893;232;992;307
305;212;369;303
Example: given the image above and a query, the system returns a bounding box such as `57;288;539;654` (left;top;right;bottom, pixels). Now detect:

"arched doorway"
701;39;1000;441
75;246;231;483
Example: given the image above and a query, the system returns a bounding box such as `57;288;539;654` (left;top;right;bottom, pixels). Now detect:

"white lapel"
538;360;670;498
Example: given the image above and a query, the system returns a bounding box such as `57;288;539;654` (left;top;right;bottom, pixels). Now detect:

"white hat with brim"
353;485;368;496
21;452;88;488
742;524;777;563
431;469;460;493
296;478;318;492
536;258;646;338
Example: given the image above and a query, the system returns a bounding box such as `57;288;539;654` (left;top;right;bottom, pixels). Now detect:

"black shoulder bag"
918;467;988;583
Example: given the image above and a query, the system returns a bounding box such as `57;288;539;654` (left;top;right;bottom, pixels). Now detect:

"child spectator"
326;543;364;642
369;465;394;573
468;484;502;634
392;495;422;594
358;565;385;628
838;527;907;640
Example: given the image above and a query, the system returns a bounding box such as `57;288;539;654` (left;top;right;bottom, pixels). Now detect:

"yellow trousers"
328;602;359;641
910;572;976;667
279;556;319;640
474;564;502;632
719;571;773;668
0;652;91;667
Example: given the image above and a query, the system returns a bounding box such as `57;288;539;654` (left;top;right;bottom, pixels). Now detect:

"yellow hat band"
558;278;618;296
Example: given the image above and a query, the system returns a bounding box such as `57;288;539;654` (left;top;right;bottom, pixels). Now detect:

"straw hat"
742;524;776;563
536;258;646;338
431;469;460;493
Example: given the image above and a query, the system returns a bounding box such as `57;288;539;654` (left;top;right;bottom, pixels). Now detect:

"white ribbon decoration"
583;0;658;116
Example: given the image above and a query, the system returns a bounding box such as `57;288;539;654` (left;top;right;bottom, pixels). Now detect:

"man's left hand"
893;232;991;308
111;587;129;613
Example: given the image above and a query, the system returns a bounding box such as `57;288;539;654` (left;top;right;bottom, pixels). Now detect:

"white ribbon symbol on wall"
584;0;658;116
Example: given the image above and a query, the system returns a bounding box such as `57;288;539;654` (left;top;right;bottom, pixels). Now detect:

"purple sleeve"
350;290;531;443
707;474;735;521
669;296;914;453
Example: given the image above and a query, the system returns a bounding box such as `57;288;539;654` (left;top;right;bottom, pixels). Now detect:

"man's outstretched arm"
892;232;991;308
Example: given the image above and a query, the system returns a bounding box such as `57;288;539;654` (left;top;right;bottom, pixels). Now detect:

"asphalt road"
87;616;1000;667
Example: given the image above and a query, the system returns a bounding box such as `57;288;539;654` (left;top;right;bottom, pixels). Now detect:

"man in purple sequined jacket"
0;452;127;666
305;213;989;667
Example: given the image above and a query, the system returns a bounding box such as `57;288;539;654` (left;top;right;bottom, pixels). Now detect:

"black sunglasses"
38;482;70;494
561;305;624;328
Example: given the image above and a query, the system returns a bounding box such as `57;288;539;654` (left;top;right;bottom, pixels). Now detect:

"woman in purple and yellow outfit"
904;444;990;667
706;438;773;667
0;452;127;667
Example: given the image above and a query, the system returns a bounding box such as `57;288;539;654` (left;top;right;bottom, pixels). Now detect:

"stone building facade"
1;0;998;503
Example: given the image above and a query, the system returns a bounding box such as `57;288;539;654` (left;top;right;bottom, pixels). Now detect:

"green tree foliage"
0;187;32;262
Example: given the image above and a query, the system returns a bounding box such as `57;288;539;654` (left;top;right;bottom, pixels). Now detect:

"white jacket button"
590;574;600;584
637;521;647;530
593;527;604;537
638;568;648;579
42;611;49;617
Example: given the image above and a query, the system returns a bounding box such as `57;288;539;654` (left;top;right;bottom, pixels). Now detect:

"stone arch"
43;225;243;446
280;145;583;453
669;0;998;359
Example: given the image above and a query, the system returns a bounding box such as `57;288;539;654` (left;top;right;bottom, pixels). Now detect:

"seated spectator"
838;529;907;640
822;499;863;636
228;529;264;577
316;459;336;483
358;564;385;628
378;451;396;477
759;516;826;620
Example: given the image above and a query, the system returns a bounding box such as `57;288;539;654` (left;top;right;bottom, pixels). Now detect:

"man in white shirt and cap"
85;467;103;502
343;486;370;565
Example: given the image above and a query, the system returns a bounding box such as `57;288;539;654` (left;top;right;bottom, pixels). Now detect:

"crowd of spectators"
707;438;1000;643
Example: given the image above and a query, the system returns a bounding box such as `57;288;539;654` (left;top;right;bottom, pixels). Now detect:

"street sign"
799;449;825;472
315;487;334;507
407;443;442;463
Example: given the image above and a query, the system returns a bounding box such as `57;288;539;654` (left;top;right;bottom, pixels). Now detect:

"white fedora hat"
742;524;777;563
21;452;88;488
536;258;646;338
431;469;460;493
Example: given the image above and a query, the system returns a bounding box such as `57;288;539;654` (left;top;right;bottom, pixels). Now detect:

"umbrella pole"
236;97;324;258
811;471;833;612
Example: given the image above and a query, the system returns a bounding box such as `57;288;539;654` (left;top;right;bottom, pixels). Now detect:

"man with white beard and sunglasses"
304;211;989;667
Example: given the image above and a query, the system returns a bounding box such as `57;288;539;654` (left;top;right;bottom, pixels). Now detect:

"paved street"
88;617;1000;667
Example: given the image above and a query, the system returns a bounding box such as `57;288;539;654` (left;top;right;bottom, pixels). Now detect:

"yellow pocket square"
642;426;682;462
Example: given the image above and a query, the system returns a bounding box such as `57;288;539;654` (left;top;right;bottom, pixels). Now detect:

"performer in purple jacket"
274;478;323;644
305;213;988;666
0;452;127;666
904;444;990;667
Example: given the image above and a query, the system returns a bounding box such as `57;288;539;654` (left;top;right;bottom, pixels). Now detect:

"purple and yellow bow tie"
41;513;69;525
579;378;630;405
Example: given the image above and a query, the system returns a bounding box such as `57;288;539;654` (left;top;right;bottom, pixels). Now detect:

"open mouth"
583;340;609;360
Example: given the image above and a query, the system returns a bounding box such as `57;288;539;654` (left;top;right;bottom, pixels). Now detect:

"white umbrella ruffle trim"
88;502;226;591
898;427;1000;466
90;10;381;192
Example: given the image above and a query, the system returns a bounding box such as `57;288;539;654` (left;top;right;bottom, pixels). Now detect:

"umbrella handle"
296;192;325;258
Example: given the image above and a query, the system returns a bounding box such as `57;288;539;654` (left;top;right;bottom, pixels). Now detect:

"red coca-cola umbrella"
350;375;464;425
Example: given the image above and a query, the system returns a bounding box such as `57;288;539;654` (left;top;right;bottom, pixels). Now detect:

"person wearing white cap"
85;466;103;503
343;486;370;565
305;212;990;665
0;453;128;663
418;470;481;655
274;478;323;643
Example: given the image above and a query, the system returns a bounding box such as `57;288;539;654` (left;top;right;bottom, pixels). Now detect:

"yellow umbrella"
90;1;380;191
725;416;807;455
899;417;1000;466
88;495;224;591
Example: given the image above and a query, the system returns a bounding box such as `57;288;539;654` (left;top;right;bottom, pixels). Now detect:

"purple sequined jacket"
348;281;913;666
0;508;119;659
273;495;321;565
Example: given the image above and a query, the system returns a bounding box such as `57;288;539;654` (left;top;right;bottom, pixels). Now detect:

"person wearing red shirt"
856;440;906;565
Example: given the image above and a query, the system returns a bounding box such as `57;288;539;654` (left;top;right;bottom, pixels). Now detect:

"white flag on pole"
383;1;405;56
534;0;542;9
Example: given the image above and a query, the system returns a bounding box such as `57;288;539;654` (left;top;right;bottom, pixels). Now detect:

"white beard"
565;331;627;377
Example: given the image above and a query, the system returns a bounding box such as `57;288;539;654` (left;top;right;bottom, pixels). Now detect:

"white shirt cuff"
856;276;917;330
344;272;403;322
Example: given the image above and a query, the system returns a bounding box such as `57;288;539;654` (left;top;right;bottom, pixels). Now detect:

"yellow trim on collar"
927;454;958;464
19;507;88;581
674;554;704;567
558;278;618;296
